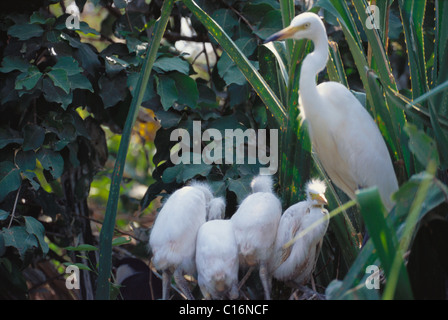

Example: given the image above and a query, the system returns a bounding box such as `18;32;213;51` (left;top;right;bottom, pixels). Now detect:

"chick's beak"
312;193;328;206
264;25;300;43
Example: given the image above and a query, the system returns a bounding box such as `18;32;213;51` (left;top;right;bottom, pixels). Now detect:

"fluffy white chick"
230;175;282;300
270;179;329;286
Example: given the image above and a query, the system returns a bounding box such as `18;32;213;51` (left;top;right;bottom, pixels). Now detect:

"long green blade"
356;187;413;299
95;0;175;300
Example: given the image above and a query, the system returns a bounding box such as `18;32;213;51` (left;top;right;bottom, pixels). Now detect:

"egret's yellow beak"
311;193;328;206
264;25;301;43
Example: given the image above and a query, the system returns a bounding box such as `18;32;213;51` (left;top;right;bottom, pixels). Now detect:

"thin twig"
8;185;21;229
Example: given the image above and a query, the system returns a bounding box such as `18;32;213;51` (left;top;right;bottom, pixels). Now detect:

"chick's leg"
259;261;271;300
174;268;195;300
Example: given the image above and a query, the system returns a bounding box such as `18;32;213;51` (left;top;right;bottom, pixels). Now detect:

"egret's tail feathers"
207;197;226;221
251;175;274;194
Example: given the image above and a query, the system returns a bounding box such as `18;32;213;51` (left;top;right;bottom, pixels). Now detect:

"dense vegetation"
0;0;447;300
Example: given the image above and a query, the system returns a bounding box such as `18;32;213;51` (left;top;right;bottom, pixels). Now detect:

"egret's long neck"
299;29;329;105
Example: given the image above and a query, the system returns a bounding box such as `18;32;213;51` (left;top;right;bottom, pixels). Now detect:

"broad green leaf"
211;9;239;38
22;124;46;151
15;150;37;171
156;75;178;110
0;161;21;202
153;56;190;75
0;209;9;221
0;56;31;73
253;10;283;40
1;226;38;258
24;216;49;255
36;148;64;179
68;73;93;92
0;127;23;149
227;175;253;204
77;21;100;36
171;72;199;109
47;68;71;94
53;56;83;76
15;66;42;91
98;74;128;108
42;78;73;110
22;171;40;190
8;23;44;40
181;163;212;181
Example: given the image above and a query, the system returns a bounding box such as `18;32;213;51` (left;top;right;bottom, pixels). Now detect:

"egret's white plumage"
148;181;225;300
196;219;239;300
265;12;398;211
231;175;282;300
269;179;329;285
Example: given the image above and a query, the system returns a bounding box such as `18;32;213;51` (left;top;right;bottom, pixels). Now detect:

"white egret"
230;175;282;300
196;219;239;300
269;179;329;286
148;181;226;300
265;12;398;211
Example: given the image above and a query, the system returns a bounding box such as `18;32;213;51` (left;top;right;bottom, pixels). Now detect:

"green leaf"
65;244;98;251
8;23;44;40
98;74;128;108
171;73;199;109
0;56;31;73
36;148;64;179
356;187;413;299
68;73;93;92
24;216;49;255
22;124;46;151
22;171;40;190
53;56;83;76
253;9;283;40
404;123;440;168
156;75;178;110
15;66;42;91
1;226;38;258
181;163;212;181
77;21;100;36
0;209;9;221
47;68;71;94
153;56;190;75
0;127;23;149
112;237;131;246
211;9;239;37
63;262;94;272
228;175;253;204
0;161;21;202
15;150;36;171
42;78;73;110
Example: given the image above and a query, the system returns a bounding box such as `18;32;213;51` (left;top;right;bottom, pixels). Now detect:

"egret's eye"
304;22;311;28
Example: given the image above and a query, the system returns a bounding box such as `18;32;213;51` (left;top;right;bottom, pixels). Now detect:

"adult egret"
196;219;239;300
231;175;282;300
265;12;398;211
269;179;329;286
148;181;225;300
